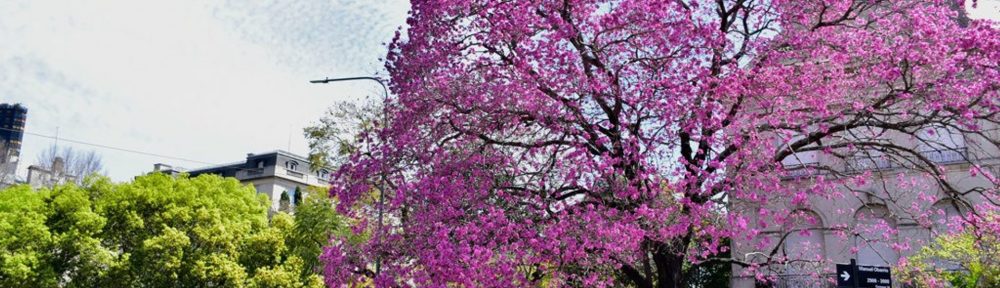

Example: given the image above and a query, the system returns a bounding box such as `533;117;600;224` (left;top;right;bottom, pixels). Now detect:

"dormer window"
316;169;329;178
256;160;265;169
286;161;298;171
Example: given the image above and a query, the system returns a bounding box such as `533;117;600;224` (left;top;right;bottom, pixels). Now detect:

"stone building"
27;157;77;189
729;124;999;287
155;150;331;213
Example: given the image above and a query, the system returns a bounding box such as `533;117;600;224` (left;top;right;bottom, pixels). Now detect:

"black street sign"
836;264;854;287
836;261;892;288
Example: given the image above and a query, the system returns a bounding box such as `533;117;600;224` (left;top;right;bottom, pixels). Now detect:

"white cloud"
0;0;408;180
969;0;1000;20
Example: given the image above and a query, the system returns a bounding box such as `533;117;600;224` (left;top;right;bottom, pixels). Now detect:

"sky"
0;0;998;181
0;0;409;180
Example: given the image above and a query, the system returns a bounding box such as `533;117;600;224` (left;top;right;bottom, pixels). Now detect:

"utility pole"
309;76;389;277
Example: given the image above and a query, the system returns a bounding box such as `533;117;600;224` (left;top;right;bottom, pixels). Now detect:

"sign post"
836;259;892;288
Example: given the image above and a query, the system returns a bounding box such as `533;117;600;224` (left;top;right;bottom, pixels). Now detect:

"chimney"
52;157;65;174
154;163;172;172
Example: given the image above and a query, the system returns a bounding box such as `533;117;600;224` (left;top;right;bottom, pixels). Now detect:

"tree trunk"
653;243;686;288
625;236;693;288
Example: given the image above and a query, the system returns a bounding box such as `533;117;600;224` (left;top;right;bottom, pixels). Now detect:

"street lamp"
309;77;389;101
310;76;389;277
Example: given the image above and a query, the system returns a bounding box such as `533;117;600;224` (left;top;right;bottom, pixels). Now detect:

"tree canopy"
322;0;1000;287
0;173;341;287
900;215;1000;287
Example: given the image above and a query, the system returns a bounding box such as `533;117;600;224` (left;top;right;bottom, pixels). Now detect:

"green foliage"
683;251;732;287
0;173;347;287
293;187;303;206
0;185;57;287
279;191;292;213
303;100;382;169
678;234;731;288
900;225;1000;288
287;187;355;276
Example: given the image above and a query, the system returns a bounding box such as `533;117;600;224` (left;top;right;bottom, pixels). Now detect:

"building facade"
27;157;77;189
155;150;331;213
0;103;27;185
730;126;999;287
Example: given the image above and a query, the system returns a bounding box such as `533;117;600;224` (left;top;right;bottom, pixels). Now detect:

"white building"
730;125;998;287
155;150;331;213
27;157;78;189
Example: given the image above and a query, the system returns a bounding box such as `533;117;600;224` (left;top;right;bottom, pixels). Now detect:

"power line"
0;127;333;176
1;127;215;165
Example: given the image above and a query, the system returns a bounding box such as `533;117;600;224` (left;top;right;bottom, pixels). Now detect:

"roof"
185;150;314;175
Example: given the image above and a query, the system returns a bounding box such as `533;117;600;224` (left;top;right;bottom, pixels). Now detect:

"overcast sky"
1;1;998;181
1;0;408;180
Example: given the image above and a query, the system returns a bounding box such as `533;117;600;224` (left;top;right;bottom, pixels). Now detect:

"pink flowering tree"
322;0;1000;287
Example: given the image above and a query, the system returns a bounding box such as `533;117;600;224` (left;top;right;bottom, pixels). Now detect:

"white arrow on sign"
840;271;851;281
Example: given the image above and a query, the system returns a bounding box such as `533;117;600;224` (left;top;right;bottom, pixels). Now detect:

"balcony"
918;147;967;164
846;155;895;173
847;147;968;173
782;164;820;179
244;168;263;176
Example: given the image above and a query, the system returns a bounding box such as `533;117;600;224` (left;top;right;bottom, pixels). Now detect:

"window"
316;169;329;179
854;205;898;266
930;199;968;236
285;161;298;171
783;210;826;275
257;160;265;169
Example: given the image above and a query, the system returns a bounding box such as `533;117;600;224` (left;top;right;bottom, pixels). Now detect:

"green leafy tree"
0;181;118;287
0;185;58;287
286;187;358;276
45;184;118;287
0;173;341;287
279;191;292;213
900;222;1000;288
293;187;303;207
682;238;732;288
93;173;269;287
303;100;382;169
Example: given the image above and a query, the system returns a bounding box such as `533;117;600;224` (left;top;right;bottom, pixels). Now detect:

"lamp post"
309;76;389;277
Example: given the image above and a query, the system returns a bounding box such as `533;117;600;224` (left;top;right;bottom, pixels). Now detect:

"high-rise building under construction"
0;103;27;164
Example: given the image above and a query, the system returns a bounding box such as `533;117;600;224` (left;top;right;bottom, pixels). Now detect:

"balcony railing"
848;148;968;172
782;164;820;179
918;147;967;164
846;155;895;173
244;168;263;176
790;148;969;177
